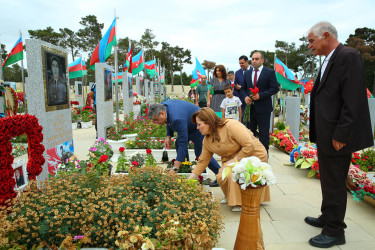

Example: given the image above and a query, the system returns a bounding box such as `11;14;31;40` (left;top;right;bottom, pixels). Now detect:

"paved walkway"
73;126;375;250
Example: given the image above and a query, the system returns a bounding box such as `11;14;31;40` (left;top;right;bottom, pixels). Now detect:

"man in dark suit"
148;100;221;186
242;52;279;152
305;21;373;248
234;55;251;123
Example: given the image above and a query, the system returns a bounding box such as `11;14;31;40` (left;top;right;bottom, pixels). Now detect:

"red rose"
119;147;125;153
132;161;139;167
99;155;109;163
146;149;152;154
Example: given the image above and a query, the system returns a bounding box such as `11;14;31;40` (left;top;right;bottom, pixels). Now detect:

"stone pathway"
73;126;375;250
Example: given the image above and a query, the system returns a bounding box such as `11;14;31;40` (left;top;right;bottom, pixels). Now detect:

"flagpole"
18;31;27;113
114;10;119;121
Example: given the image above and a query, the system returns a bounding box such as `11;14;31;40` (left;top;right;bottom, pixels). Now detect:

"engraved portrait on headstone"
104;69;112;101
78;82;82;95
42;46;69;111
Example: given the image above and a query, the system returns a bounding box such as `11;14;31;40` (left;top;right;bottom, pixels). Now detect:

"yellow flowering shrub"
1;166;223;249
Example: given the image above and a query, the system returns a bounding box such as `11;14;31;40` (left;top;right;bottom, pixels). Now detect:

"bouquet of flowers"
348;165;375;202
243;87;259;123
222;156;276;190
291;143;320;178
270;127;298;154
133;92;146;105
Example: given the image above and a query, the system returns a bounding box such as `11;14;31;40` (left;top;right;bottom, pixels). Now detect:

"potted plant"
80;107;93;129
348;165;375;207
122;113;138;140
106;120;128;162
222;156;276;249
71;112;79;130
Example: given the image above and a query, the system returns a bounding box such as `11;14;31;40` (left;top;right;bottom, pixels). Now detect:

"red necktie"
253;68;258;87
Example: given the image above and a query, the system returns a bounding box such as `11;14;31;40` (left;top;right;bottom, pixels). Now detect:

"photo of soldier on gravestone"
104;69;112;101
45;52;68;107
78;83;82;95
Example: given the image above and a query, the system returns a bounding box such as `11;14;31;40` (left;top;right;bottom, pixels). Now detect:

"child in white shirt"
220;84;242;122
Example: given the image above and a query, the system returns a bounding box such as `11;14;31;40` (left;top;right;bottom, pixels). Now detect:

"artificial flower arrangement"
133;92;146;105
299;128;310;142
300;104;309;125
347;165;375;204
290;143;320;178
269;126;299;154
351;148;375;172
222;156;276;189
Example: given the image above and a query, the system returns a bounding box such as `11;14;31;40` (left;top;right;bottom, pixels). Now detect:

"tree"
346;27;375;93
201;60;216;81
274;40;300;72
28;26;61;46
156;42;178;91
1;43;7;61
3;63;27;82
76;15;104;53
59;28;80;61
295;37;318;80
139;29;159;61
174;46;192;94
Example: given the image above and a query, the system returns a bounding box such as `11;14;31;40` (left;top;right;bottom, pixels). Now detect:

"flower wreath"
5;87;18;115
0;114;45;206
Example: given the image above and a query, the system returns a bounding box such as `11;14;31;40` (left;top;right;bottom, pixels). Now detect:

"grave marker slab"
285;96;300;142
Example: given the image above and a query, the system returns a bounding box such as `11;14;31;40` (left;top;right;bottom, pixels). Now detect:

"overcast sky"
1;0;375;75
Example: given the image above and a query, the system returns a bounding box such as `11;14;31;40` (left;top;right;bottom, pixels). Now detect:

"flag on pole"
89;18;117;70
145;59;156;77
190;57;206;87
82;61;87;76
131;49;144;75
124;43;133;73
275;57;301;91
113;72;123;83
159;72;165;83
68;57;83;79
2;36;24;70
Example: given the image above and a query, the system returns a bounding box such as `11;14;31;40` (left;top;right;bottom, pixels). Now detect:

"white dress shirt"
320;49;335;80
251;65;263;84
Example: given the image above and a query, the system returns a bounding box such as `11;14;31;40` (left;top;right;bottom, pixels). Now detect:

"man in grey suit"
305;21;373;248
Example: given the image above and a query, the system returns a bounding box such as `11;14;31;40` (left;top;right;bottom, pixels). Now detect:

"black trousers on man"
249;105;271;151
317;148;351;237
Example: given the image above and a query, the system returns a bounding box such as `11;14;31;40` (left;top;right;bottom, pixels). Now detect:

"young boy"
220;84;242;122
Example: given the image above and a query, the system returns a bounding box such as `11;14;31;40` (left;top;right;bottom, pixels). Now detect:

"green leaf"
295;158;304;167
301;161;312;169
306;158;316;164
307;169;316;178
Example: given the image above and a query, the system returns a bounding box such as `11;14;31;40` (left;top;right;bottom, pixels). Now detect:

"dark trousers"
175;130;221;175
249;106;271;151
198;101;207;108
317;148;351;237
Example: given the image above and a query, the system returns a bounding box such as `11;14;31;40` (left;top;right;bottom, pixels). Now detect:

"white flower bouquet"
222;156;276;190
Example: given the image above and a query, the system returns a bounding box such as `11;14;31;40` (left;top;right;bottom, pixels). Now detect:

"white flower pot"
124;133;138;141
72;122;78;130
81;121;92;129
107;139;127;162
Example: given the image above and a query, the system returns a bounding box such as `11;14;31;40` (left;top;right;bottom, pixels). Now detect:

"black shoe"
309;233;345;248
209;180;219;187
305;216;324;228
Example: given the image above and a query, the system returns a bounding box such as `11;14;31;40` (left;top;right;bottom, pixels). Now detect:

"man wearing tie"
234;55;251;123
305;21;373;248
242;52;279;152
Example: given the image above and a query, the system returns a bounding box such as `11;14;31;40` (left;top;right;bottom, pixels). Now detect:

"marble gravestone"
26;39;73;182
122;71;133;116
150;80;155;103
135;76;141;96
0;94;4;115
75;81;83;108
144;79;149;104
285;96;300;142
368;98;375;136
95;63;114;139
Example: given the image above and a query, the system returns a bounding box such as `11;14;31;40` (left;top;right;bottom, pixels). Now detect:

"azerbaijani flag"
132;49;144;75
190;57;206;87
275;57;302;91
89;18;117;70
113;72;123;83
145;59;156;77
68;57;83;79
159;72;165;83
82;61;87;76
124;43;133;74
2;36;24;70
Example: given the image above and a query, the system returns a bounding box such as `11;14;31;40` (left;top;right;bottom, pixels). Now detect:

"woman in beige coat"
189;108;270;211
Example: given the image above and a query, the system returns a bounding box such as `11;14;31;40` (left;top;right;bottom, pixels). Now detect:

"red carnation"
146;149;152;154
119;147;125;153
99;155;109;163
